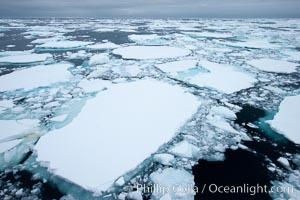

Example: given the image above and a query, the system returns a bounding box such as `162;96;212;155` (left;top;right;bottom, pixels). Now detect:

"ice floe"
183;31;233;38
149;168;195;200
0;53;52;65
87;42;120;50
267;95;300;144
35;79;200;191
88;53;110;66
112;46;191;60
189;60;257;93
78;79;110;93
155;60;198;76
0;63;72;92
247;58;298;73
0;119;39;141
36;41;93;51
220;39;279;49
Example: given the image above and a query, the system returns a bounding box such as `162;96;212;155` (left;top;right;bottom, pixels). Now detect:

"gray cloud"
0;0;299;18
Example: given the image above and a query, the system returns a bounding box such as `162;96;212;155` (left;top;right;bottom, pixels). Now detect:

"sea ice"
37;41;93;50
0;63;72;91
87;42;120;50
78;79;110;93
183;31;233;38
169;140;199;158
189;60;257;93
220;39;279;49
155;60;198;76
128;34;168;45
112;46;191;60
0;53;52;65
88;53;109;66
0;119;39;141
267;95;300;144
149;168;195;200
247;58;298;73
35;79;200;191
0;140;21;154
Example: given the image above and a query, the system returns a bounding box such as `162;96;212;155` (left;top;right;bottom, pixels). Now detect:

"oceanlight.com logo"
204;184;294;196
135;183;295;196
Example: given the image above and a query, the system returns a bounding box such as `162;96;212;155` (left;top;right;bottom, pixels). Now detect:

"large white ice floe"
0;63;72;92
189;60;257;94
87;42;120;50
219;39;279;49
247;58;298;73
36;41;93;50
149;168;195;200
0;53;52;65
112;46;191;60
34;79;200;191
267;95;300;144
128;34;168;45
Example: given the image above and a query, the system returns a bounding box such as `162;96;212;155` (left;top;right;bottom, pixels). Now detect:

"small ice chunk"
88;53;109;66
51;114;68;122
153;154;175;166
149;168;195;200
0;53;52;65
126;191;143;200
78;79;110;93
0;99;14;109
169;140;199;158
247;58;298;73
267;95;300;144
277;157;290;168
113;46;191;60
0;63;72;92
211;106;237;120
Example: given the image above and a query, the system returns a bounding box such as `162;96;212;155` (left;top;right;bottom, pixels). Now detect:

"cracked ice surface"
35;79;200;191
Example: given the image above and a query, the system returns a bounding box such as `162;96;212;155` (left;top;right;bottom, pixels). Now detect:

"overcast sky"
0;0;300;18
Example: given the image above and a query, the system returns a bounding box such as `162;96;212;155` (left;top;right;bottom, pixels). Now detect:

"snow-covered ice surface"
247;58;298;73
35;79;200;191
0;18;299;200
0;63;72;91
0;53;52;65
267;95;300;144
